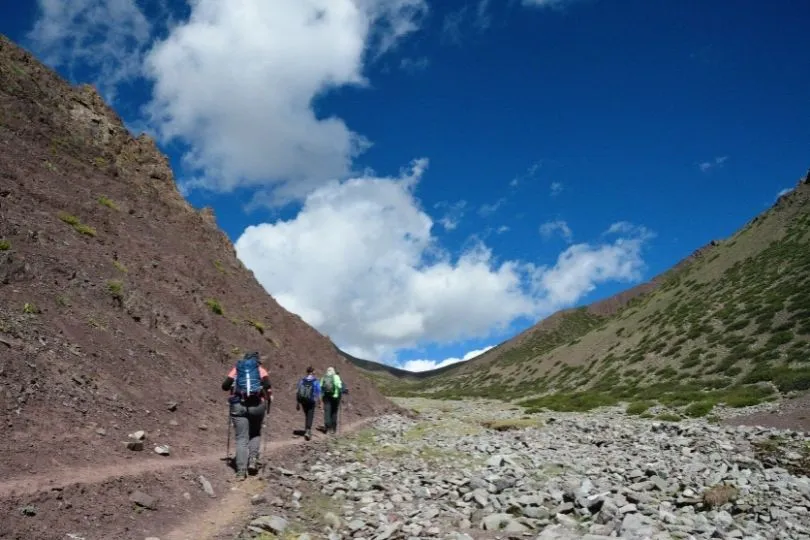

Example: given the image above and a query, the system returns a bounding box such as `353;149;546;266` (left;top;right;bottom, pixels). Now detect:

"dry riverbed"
234;397;810;540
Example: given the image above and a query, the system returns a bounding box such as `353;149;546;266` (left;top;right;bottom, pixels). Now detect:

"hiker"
295;366;321;440
320;366;343;434
222;351;272;479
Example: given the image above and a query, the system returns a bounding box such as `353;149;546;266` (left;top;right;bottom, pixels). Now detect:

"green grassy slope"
350;171;810;414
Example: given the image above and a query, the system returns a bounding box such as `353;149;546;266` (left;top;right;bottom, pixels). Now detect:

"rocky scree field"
0;33;397;539
353;172;810;429
229;398;810;540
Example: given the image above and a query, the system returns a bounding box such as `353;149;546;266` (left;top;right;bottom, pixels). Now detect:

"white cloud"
539;220;573;242
140;0;427;206
400;345;494;372
441;0;492;45
550;181;564;196
699;155;728;173
497;225;510;234
478;197;506;217
530;223;653;307
522;0;587;9
435;200;467;231
400;56;430;73
603;221;635;235
775;187;793;200
510;160;542;188
236;162;653;363
27;0;152;102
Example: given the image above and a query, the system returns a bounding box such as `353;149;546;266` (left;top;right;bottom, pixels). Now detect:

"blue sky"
2;0;809;371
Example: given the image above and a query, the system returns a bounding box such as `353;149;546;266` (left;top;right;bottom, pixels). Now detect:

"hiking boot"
304;429;311;441
247;456;259;474
235;469;247;481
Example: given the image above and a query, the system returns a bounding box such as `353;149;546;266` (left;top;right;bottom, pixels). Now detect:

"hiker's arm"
221;377;234;391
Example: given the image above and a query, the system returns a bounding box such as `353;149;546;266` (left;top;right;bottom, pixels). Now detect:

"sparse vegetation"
702;484;739;507
106;280;124;301
97;195;119;210
480;417;542;431
112;260;127;273
205;298;223;315
58;211;96;237
247;319;265;334
0;239;10;251
23;302;39;314
625;400;655;415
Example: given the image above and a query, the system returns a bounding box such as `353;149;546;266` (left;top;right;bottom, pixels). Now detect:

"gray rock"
198;475;215;498
250;515;288;534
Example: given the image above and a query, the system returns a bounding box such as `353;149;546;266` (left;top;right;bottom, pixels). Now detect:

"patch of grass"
521;391;619;412
625;400;655;416
0;240;10;251
684;401;714;418
23;302;39;314
214;260;227;274
205;298;223;315
97;196;119;210
247;319;265;334
702;484;739;507
480;418;543;431
112;260;127;273
58;212;97;237
106;280;124;300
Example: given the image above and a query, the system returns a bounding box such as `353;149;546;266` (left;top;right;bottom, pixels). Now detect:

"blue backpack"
234;354;262;398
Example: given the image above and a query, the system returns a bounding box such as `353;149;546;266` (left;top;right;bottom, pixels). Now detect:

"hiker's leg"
323;398;333;430
304;403;315;431
247;405;265;462
230;404;249;474
333;397;342;432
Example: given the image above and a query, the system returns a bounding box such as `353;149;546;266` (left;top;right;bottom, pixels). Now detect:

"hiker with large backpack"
222;351;271;479
320;366;343;434
295;366;321;440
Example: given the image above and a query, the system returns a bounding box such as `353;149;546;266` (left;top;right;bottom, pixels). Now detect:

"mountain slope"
351;172;810;412
0;33;397;486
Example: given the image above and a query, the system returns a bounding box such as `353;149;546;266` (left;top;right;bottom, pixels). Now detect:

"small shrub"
247;319;265;334
626;400;654;416
0;240;10;251
112;260;127;273
58;212;96;237
97;196;119;210
106;280;124;300
684;401;714;418
702;484;739;507
23;302;39;314
205;298;223;315
58;212;79;226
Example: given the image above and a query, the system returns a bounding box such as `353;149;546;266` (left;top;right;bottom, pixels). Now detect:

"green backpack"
322;375;335;396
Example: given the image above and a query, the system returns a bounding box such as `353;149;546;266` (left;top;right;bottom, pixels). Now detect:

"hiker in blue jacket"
295;366;321;441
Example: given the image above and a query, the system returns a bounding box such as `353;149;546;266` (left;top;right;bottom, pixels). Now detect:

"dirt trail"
0;418;374;500
160;418;375;540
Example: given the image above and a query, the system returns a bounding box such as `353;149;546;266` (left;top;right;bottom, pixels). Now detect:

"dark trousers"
323;396;341;432
229;401;265;473
301;401;315;431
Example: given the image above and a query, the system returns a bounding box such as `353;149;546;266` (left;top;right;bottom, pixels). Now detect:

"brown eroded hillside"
0;34;397;539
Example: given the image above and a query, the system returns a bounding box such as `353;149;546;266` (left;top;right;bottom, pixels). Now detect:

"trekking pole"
225;411;231;463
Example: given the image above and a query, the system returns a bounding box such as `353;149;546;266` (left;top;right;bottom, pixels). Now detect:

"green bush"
684;401;714;417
